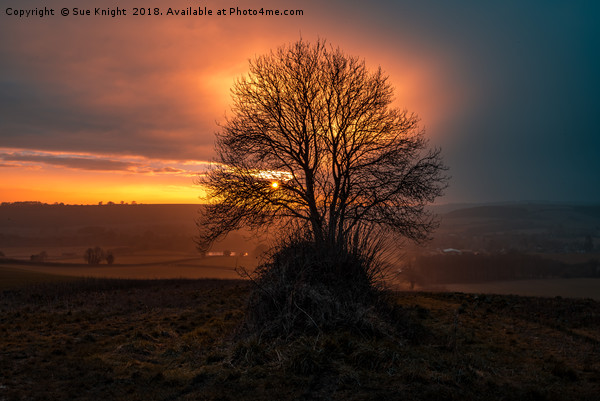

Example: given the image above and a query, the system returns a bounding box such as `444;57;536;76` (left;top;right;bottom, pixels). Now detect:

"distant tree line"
97;201;138;205
1;201;49;206
84;247;115;265
0;201;141;207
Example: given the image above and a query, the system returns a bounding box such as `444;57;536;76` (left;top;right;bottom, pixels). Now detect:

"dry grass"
1;277;599;400
0;265;79;289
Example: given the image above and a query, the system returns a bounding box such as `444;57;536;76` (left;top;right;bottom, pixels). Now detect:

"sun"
271;181;279;189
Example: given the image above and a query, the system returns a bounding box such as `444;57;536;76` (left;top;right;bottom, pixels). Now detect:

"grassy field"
1;271;599;400
424;278;600;301
5;259;600;299
0;265;79;288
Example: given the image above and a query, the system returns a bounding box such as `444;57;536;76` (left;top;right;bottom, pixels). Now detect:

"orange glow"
0;152;207;204
0;176;205;205
0;5;464;205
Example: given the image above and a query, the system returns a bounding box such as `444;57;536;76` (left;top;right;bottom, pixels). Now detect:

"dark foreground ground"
1;278;599;400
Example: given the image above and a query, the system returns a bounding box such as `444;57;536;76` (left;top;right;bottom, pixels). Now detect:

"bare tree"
84;246;105;265
197;39;447;256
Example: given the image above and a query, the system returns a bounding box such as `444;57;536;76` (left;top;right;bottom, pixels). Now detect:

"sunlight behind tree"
196;38;449;338
197;38;448;254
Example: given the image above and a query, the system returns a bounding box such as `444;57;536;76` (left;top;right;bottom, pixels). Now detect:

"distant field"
5;260;600;301
539;252;600;264
0;257;248;285
2;247;236;263
1;246;259;267
0;265;78;289
430;278;600;300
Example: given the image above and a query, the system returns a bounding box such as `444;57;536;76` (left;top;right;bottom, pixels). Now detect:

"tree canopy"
197;39;448;253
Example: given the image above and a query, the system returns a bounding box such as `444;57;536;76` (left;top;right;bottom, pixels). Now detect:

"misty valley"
0;202;599;298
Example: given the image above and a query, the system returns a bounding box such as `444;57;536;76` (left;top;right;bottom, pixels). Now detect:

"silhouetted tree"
197;39;447;256
84;246;105;265
30;251;48;263
198;40;448;338
106;251;115;265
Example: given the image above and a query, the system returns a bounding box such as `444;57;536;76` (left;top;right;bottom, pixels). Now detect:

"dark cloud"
0;78;216;161
1;153;136;171
366;1;600;203
0;149;209;177
151;167;185;174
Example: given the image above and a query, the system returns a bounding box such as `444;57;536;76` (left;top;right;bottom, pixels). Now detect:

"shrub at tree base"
238;235;406;340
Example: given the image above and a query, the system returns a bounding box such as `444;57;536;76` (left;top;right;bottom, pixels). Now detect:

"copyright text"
4;6;304;19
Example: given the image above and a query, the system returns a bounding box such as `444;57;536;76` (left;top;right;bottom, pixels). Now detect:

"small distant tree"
30;251;48;263
84;246;105;265
106;251;115;265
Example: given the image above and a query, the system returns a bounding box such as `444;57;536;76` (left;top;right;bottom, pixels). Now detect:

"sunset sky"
1;0;599;205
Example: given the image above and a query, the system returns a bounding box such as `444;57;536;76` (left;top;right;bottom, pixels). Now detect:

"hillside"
428;203;600;254
0;203;258;255
0;203;200;231
1;277;598;400
441;203;600;235
2;202;598;252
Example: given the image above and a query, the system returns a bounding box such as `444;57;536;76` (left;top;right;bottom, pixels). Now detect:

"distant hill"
440;203;600;235
0;204;262;254
0;203;201;230
1;202;598;255
429;203;600;254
